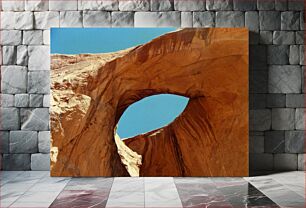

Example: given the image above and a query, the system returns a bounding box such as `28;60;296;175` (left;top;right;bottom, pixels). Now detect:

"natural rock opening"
114;94;189;176
116;94;189;139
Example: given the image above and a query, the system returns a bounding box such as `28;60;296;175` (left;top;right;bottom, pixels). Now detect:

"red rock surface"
51;28;249;176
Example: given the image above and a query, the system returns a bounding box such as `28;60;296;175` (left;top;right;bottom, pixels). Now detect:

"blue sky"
117;94;189;138
51;28;188;138
51;28;175;54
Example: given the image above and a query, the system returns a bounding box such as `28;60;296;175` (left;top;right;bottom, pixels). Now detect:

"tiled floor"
1;171;305;208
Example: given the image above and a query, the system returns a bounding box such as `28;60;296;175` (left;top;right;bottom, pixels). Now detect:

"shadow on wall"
248;30;304;175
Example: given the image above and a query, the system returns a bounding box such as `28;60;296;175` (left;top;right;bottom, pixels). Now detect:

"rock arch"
51;28;249;176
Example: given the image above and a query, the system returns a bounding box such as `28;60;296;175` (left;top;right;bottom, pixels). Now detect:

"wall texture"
0;0;304;172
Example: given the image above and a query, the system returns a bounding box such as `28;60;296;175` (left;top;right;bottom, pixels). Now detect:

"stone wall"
0;0;304;172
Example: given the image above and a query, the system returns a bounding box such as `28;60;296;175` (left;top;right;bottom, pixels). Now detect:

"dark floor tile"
50;190;109;208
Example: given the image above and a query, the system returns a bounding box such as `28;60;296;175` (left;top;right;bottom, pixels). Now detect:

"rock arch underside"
50;28;249;177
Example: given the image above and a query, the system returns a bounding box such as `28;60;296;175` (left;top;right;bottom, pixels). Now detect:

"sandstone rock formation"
51;28;249;176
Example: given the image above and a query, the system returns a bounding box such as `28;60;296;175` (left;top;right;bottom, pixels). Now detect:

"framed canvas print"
50;28;248;177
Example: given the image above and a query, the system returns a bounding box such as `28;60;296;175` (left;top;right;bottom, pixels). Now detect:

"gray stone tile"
259;11;281;30
25;0;49;11
134;12;181;27
300;45;304;65
273;31;295;45
267;45;289;64
174;0;205;11
43;95;50;107
0;94;14;107
28;71;50;94
268;65;301;93
206;0;233;10
21;108;49;131
1;12;15;29
298;154;305;170
23;30;43;45
295;108;305;130
259;31;272;44
233;0;256;10
3;154;31;170
250;109;271;131
2;46;17;65
14;12;34;30
300;11;304;30
60;11;83;27
151;0;173;11
0;108;20;130
296;31;304;44
266;94;286;108
286;94;304;107
15;94;29;107
78;0;118;10
34;11;60;29
288;0;304;11
49;0;77;10
2;1;24;11
285;130;304;153
275;0;287;11
1;66;27;94
215;11;244;27
264;131;285;153
289;45;300;64
120;0;150;11
181;12;192;27
83;11;111;27
274;153;298;170
38;131;50;153
111;12;134;27
302;66;305;93
10;131;38;153
29;94;44;107
1;30;22;45
0;131;9;154
257;0;274;10
193;12;215;27
281;11;300;30
28;46;50;71
272;108;295;130
245;11;259;32
16;45;28;66
31;153;50;170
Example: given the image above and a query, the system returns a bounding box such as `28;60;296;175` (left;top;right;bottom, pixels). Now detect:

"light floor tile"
111;177;144;192
145;177;177;192
145;190;183;208
106;191;144;208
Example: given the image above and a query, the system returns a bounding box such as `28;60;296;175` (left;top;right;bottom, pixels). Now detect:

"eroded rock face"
51;28;249;176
